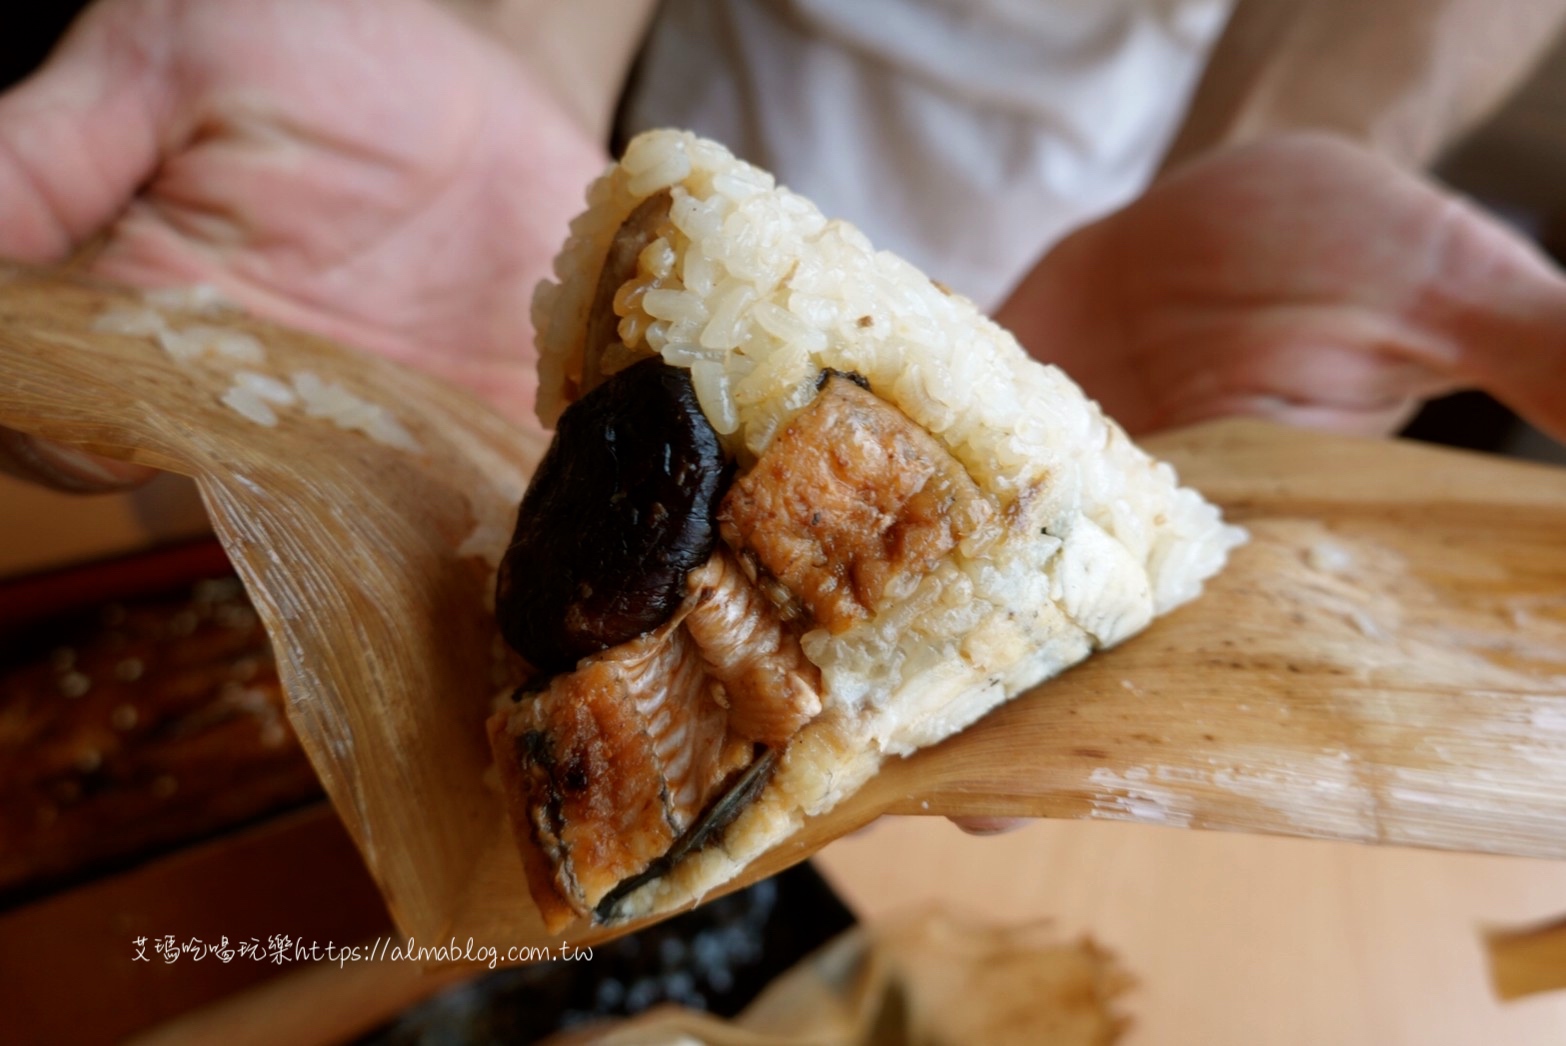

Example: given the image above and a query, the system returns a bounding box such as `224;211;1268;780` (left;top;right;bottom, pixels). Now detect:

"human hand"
0;0;603;490
997;133;1566;441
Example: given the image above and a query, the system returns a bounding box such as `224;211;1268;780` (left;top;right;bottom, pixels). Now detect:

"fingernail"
0;431;151;492
952;816;1025;836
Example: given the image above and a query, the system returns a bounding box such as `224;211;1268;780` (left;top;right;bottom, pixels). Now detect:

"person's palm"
998;134;1566;440
2;0;603;417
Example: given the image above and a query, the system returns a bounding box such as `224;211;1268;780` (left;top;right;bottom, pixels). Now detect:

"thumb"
1470;282;1566;446
0;0;169;263
1478;321;1566;446
0;2;170;493
1429;201;1566;445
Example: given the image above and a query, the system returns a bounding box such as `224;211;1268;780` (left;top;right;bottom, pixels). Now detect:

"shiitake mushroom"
497;358;726;675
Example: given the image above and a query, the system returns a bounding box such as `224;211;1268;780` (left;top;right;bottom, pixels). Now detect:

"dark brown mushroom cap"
497;358;726;675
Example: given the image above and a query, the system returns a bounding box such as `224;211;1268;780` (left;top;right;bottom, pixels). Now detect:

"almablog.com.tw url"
132;934;592;970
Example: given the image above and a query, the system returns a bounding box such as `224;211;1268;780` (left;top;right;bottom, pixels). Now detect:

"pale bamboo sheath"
3;264;1565;951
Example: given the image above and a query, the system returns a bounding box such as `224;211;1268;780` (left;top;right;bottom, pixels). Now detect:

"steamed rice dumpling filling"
495;262;995;923
497;129;1241;936
721;372;1000;635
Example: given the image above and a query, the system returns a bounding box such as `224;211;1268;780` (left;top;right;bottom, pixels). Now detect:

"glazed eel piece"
491;354;987;928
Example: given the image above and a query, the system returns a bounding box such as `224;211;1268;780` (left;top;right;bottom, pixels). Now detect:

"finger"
0;0;168;262
1157;393;1424;438
949;816;1026;836
1453;280;1566;447
0;427;157;493
1407;195;1566;443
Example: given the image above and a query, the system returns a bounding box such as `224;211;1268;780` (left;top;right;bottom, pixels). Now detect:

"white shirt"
622;0;1232;310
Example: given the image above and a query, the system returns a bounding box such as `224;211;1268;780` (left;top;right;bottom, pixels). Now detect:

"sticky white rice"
220;384;279;427
95;309;264;366
92;297;421;454
291;371;423;453
528;129;1245;919
142;283;238;318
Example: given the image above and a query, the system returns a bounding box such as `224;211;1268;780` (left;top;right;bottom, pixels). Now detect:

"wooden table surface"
814;816;1566;1045
9;479;1566;1045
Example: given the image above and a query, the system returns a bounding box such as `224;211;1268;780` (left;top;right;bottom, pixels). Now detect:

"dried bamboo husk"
4;263;1566;951
1487;915;1566;1000
0;265;543;943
